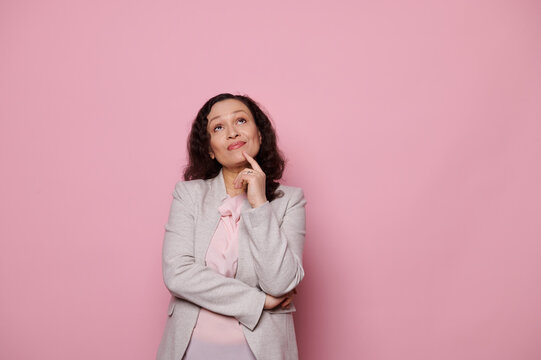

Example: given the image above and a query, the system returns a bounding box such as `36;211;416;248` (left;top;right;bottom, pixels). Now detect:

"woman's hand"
233;151;267;208
264;289;297;310
280;288;297;308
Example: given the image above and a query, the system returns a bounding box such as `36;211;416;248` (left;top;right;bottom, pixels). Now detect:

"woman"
156;93;307;360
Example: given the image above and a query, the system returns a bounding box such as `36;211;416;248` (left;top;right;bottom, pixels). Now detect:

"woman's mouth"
228;141;246;150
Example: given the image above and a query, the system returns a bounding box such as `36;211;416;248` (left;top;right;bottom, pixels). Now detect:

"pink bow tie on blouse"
218;193;245;223
205;193;247;278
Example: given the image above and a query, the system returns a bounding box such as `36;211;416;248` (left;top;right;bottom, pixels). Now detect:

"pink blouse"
190;192;251;344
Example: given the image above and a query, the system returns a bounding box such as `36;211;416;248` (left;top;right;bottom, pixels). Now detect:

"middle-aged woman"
156;93;307;360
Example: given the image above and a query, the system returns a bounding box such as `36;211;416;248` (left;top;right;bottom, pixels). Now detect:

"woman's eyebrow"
209;110;247;123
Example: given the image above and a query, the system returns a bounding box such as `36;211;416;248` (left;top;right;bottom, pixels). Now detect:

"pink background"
1;0;540;359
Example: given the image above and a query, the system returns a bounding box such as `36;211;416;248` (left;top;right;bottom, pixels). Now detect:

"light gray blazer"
156;167;307;360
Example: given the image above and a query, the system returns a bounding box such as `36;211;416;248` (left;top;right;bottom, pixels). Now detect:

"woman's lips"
228;141;246;150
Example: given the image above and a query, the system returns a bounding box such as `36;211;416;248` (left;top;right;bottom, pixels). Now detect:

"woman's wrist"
251;197;268;208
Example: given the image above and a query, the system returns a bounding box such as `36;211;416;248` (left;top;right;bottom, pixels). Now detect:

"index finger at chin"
242;151;263;171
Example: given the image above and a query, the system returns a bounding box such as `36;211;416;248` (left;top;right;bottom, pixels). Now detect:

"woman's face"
207;99;262;170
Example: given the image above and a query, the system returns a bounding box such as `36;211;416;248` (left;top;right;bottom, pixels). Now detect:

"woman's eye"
213;118;245;132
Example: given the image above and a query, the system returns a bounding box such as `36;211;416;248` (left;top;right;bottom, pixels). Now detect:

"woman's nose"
227;128;239;139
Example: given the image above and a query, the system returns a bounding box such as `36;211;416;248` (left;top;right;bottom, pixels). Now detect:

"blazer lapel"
194;168;228;262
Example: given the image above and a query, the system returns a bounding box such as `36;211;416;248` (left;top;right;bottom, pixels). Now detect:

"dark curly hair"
183;93;286;202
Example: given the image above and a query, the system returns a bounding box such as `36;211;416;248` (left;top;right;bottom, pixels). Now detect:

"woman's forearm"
240;187;307;297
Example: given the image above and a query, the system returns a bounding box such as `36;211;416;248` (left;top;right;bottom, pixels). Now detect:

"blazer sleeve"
162;181;266;331
240;187;307;297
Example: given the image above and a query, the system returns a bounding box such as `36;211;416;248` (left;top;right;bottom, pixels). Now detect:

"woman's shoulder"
276;183;303;193
171;178;207;198
175;178;207;187
274;183;305;202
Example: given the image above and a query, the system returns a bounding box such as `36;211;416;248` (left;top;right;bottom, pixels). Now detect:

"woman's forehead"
207;99;251;122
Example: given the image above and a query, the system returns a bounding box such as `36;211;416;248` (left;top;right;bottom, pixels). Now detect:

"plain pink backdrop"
1;0;540;359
